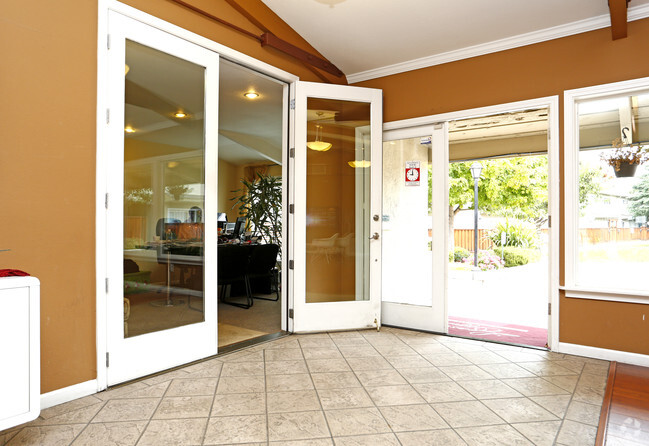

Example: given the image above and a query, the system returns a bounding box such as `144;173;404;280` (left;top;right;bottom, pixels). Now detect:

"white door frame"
292;81;383;333
96;0;298;391
382;96;560;350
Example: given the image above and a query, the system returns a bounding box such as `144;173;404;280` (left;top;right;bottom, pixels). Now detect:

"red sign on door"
405;161;420;186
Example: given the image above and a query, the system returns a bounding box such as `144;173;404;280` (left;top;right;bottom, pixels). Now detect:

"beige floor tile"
139;370;191;386
445;343;491;354
302;347;344;359
410;343;454;355
345;356;392;371
396;429;466;445
413;381;475;403
572;384;605;406
460;351;512;365
333;433;400;445
355;369;407;387
482;397;559;423
220;361;265;377
267;411;330;442
137;418;207;446
565;400;603;426
478;362;536;379
92;398;160;423
31;403;104;426
365;384;425;406
371;344;417;356
423;352;471;367
456;424;533;445
385;355;432;369
269;440;333;446
116;382;170;399
182;361;223;379
458;379;523;400
203;415;266;444
337;345;381;358
93;383;151;402
511;420;562;446
542;374;580;393
166;377;217;396
398;366;451;384
70;421;147;446
324;407;390;436
306;358;351;373
216;376;265;394
518;361;579;376
378;404;448;431
266;373;314;391
267;390;321;413
0;429;20;445
317;388;373;410
6;425;86;446
439;364;495;381
264;348;304;361
265;338;301;349
40;395;104;419
265;359;309;375
311;372;361;390
221;350;265;363
153;396;213;419
530;394;573;418
555;419;597;446
502;377;570;396
496;350;546;363
211;392;266;416
298;337;337;348
432;400;504;428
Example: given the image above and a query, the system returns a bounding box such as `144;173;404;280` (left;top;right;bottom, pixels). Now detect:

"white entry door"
291;82;382;332
380;125;448;333
105;12;219;385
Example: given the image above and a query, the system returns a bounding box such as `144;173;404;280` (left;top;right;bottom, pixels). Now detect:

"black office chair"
247;244;280;301
218;244;253;309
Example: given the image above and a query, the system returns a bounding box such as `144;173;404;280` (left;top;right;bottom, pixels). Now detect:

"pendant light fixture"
307;124;332;152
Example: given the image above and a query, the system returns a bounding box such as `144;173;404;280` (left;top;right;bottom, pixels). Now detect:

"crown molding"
347;4;649;84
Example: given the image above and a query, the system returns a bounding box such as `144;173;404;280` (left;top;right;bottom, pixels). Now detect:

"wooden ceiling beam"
609;0;630;40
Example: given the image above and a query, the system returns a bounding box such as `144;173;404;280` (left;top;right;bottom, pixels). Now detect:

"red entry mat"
448;316;548;348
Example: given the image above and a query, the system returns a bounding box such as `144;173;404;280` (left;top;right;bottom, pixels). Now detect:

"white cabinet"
0;276;40;431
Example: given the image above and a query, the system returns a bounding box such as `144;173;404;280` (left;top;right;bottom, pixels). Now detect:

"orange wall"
355;19;649;355
0;0;336;394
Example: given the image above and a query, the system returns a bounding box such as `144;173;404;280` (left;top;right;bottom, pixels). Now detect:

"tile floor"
0;327;610;445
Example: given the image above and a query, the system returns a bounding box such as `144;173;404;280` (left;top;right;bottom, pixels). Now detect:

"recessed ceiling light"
174;111;188;118
167;161;179;168
125;64;130;75
244;91;260;99
124;126;136;133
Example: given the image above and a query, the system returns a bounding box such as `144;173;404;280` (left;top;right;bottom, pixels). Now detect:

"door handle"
368;232;379;240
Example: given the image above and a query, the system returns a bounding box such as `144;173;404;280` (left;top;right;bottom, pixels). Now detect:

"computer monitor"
224;222;236;233
217;212;228;229
233;217;246;238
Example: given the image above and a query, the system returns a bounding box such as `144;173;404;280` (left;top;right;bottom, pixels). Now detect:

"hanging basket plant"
601;128;647;178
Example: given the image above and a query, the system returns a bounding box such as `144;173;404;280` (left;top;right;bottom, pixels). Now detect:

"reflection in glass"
123;40;206;338
577;94;649;292
382;138;432;305
306;98;371;303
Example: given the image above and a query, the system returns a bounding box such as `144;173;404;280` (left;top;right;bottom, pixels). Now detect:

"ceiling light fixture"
167;161;179;168
125;64;130;75
174;111;188;118
348;160;371;168
243;91;260;99
307;125;332;152
124;126;136;133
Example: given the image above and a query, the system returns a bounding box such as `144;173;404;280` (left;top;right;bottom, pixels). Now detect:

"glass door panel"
293;82;382;332
106;12;218;385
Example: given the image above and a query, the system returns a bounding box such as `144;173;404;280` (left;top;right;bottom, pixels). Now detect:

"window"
565;79;649;296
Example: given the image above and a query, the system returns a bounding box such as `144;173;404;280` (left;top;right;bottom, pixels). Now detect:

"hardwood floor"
597;362;649;445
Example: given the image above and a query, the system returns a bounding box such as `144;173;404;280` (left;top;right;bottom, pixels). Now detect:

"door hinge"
106;108;110;125
106;352;110;367
105;193;109;209
107;34;111;50
288;308;294;319
433;122;444;130
290;99;295;110
105;277;109;293
289;148;295;158
548;303;551;315
548;215;551;228
289;204;294;214
289;260;294;270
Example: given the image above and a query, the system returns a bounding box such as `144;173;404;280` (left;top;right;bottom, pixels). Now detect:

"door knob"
368;232;379;240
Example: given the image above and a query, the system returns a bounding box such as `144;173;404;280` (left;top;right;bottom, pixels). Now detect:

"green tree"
628;172;649;220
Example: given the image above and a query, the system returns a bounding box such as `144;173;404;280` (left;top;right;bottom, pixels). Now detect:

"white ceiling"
260;0;649;83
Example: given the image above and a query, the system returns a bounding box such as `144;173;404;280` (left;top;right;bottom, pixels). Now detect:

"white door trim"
382;96;560;350
96;0;298;391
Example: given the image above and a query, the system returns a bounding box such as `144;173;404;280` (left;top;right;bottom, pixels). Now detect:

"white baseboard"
40;379;98;410
558;342;649;367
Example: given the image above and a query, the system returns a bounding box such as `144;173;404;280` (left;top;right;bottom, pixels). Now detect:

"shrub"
462;250;504;271
449;247;470;262
496;247;541;267
487;219;539;249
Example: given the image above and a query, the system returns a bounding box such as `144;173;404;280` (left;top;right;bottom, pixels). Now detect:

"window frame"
564;76;649;303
